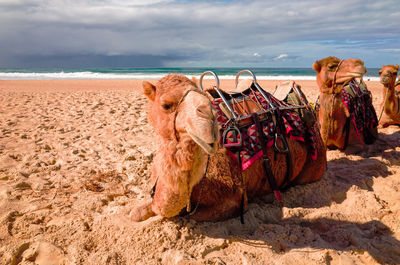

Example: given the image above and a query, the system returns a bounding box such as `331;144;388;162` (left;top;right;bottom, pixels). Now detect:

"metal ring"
199;71;220;91
235;69;257;88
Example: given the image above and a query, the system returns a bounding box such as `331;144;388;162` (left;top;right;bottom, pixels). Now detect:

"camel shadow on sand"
280;129;400;209
362;129;400;161
223;218;399;264
184;130;400;264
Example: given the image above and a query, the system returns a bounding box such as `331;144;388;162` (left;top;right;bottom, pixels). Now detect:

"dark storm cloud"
8;54;184;68
0;0;399;68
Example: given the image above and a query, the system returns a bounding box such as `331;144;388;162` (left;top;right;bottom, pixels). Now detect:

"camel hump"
273;80;295;101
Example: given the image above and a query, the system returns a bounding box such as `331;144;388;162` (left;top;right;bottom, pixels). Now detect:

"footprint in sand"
10;241;68;265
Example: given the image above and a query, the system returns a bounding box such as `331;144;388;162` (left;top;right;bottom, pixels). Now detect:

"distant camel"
313;56;378;153
378;64;400;127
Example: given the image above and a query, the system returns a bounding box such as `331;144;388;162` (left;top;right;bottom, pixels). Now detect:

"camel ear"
143;81;156;101
312;61;321;72
395;64;399;71
191;76;199;88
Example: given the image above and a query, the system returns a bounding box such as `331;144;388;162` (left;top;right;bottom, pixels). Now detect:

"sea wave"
0;71;380;81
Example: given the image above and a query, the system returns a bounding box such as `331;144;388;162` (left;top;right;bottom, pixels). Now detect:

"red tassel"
274;190;282;202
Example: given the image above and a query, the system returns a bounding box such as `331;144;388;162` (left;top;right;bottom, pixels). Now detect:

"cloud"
0;0;399;67
274;54;288;60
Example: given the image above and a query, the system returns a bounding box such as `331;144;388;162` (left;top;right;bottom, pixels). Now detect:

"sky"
0;0;399;68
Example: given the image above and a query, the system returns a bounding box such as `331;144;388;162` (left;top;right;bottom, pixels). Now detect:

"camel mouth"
188;132;216;154
348;71;365;78
380;76;390;85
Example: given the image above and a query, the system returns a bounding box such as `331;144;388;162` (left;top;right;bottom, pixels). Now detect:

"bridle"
169;87;211;215
332;59;344;94
172;88;198;142
378;70;400;122
324;59;352;150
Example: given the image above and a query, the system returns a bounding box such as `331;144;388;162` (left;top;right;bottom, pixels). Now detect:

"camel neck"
383;84;393;99
320;82;345;95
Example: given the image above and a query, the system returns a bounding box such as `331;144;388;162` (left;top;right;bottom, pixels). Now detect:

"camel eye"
328;64;337;70
162;103;173;111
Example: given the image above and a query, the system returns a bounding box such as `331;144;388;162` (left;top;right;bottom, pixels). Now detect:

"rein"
187;155;209;215
332;59;344;94
379;76;400;122
323;59;351;149
378;86;389;123
172;88;200;142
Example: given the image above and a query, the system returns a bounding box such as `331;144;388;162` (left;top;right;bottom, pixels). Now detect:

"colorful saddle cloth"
395;80;400;94
211;85;318;171
340;80;378;138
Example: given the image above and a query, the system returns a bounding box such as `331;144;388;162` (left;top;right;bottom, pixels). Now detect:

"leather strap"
252;114;282;201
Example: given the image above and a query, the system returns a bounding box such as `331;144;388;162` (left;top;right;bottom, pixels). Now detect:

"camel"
378;64;400;127
130;74;326;222
313;56;378;153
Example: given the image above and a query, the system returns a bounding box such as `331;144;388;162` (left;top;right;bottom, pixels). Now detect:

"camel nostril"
196;105;210;119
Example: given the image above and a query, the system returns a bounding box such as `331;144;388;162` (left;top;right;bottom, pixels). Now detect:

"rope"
188;155;210;215
378;86;388;123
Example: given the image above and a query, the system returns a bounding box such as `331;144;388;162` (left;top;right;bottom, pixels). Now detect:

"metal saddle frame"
199;70;314;202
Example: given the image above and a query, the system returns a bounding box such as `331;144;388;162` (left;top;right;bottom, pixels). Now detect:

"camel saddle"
341;79;378;145
207;81;319;201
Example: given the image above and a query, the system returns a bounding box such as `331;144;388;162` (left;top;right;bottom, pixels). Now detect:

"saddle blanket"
341;80;378;137
211;89;318;171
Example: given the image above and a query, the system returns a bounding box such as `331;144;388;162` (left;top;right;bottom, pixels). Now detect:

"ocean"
0;67;381;81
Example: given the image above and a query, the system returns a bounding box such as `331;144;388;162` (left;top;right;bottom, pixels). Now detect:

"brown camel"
313;56;378;153
379;64;400;127
130;74;326;222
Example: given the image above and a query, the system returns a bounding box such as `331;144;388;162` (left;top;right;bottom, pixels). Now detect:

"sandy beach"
0;78;399;264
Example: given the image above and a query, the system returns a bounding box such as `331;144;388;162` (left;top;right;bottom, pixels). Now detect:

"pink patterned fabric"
340;80;378;136
211;89;318;171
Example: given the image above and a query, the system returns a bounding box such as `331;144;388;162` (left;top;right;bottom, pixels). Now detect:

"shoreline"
0;79;382;104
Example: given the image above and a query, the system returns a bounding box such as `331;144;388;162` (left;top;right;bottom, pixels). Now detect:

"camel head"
142;74;217;217
143;74;216;154
379;64;399;86
313;56;367;92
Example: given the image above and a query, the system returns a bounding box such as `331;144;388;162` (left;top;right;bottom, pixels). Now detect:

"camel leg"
292;136;326;185
344;123;365;154
189;195;245;222
130;201;156;222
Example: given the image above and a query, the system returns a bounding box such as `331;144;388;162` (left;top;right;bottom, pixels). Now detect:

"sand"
0;79;399;265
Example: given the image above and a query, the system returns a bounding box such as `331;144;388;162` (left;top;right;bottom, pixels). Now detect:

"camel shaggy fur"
379;64;400;127
131;74;326;222
313;56;377;153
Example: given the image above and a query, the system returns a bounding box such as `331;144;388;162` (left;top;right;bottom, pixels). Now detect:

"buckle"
274;133;289;153
222;125;242;148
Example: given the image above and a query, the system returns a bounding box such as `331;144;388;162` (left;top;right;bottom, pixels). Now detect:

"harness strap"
187;155;209;216
234;148;246;224
272;108;292;188
150;177;158;199
252;114;282;201
341;117;351;151
173;89;205;142
332;60;344;94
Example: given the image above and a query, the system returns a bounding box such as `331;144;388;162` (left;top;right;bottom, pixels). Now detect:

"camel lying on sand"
313;56;378;153
379;64;400;127
130;74;326;222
